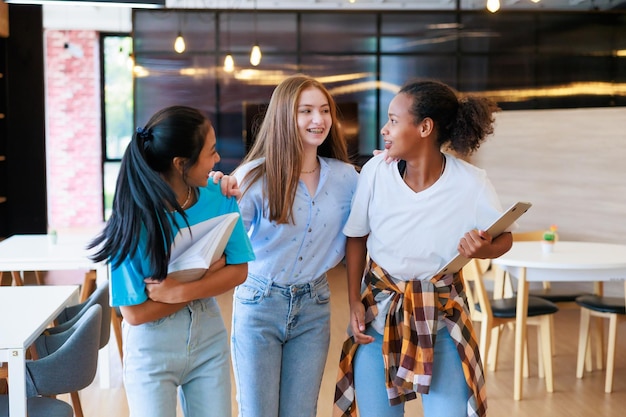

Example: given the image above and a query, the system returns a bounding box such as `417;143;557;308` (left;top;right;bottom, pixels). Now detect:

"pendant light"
223;12;235;72
486;0;500;13
174;13;186;54
250;0;262;66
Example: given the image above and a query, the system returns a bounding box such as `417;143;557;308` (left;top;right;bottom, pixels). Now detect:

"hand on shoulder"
209;171;241;199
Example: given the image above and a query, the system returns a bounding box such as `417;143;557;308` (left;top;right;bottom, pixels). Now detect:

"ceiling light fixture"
486;0;500;13
223;12;234;73
174;12;186;54
250;0;262;66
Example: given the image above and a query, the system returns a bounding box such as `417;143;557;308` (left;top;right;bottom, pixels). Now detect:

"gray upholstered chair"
44;281;110;417
48;280;110;349
0;304;102;417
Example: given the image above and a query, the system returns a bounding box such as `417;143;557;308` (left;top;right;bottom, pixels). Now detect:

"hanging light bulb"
531;0;541;3
224;53;235;73
486;0;500;13
250;43;262;66
174;32;186;54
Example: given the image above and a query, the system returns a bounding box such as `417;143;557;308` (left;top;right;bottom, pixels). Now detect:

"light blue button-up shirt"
234;156;358;285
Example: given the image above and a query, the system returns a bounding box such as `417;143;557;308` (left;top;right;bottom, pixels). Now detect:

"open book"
168;212;240;282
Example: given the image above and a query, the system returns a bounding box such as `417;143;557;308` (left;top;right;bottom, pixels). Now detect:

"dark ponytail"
89;106;210;280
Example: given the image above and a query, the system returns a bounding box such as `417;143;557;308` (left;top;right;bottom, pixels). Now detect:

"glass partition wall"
130;9;626;174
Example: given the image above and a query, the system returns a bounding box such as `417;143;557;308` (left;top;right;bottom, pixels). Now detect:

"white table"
492;241;626;401
0;234;112;389
0;233;106;284
0;285;79;417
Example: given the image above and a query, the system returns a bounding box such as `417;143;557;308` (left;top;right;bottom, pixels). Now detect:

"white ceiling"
39;0;625;32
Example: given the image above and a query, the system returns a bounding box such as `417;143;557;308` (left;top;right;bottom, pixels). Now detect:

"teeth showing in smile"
308;128;324;134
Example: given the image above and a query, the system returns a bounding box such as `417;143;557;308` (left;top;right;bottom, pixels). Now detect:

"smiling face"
185;125;220;188
296;86;332;151
380;92;423;160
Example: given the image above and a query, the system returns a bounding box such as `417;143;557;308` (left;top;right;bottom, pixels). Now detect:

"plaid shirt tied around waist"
333;260;487;417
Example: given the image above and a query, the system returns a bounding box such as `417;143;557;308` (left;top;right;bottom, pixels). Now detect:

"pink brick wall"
44;30;103;230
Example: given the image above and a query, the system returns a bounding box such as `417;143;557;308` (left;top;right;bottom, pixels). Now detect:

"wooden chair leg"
536;325;544;378
34;271;45;285
523;338;530;378
585;334;593;372
488;326;501;371
576;307;591;379
70;390;84;417
79;270;97;303
11;271;24;286
604;314;618;393
111;309;124;361
0;271;12;286
540;316;554;392
593;316;604;370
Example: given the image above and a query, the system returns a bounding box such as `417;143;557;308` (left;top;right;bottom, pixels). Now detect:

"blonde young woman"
231;74;359;417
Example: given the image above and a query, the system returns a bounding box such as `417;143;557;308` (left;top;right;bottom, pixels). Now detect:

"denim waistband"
186;297;216;312
248;273;328;298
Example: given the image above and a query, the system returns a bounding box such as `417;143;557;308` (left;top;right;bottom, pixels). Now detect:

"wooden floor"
74;264;626;417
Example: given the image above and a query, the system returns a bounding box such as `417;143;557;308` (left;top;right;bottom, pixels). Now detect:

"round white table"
491;241;626;400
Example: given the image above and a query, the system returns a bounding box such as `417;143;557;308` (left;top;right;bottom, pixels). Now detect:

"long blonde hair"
236;74;350;224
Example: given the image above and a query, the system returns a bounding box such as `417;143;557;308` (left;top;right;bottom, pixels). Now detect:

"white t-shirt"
344;152;507;333
344;153;505;280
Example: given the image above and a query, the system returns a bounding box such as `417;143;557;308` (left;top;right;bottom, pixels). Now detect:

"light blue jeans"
353;325;469;417
122;298;231;417
231;274;331;417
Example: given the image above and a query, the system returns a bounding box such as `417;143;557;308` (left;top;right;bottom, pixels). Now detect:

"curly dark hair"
399;80;501;156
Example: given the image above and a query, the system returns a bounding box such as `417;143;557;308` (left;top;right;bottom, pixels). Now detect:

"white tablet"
435;201;532;275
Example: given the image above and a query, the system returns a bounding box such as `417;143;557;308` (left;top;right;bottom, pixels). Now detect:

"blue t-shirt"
110;182;255;307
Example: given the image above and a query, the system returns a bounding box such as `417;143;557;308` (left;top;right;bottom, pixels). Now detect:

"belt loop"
264;277;274;297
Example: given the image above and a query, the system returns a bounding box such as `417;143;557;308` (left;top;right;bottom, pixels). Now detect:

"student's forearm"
167;263;248;303
121;299;187;325
346;236;368;306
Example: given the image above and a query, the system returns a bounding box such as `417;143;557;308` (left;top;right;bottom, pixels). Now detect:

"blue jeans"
231;274;331;417
353;325;469;417
122;298;231;417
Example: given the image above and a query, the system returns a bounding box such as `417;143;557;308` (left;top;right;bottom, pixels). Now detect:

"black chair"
575;292;626;393
0;304;102;417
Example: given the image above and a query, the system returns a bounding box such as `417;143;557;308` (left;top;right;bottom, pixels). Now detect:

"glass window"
217;54;299;173
133;10;217;54
536;15;615;55
460;13;536;54
302;54;379;162
133;54;217;127
102;34;134;219
379;55;457;147
224;12;298;55
301;13;378;53
381;13;459;53
459;55;535;91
